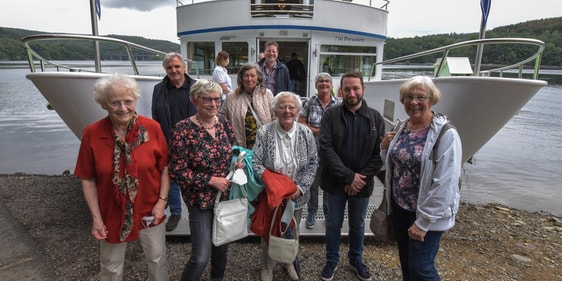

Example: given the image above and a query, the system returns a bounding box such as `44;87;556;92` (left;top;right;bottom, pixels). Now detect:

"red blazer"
75;115;168;243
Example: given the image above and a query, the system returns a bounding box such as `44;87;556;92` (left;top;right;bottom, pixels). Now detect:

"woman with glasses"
75;73;169;281
380;76;462;281
298;72;342;229
220;63;275;149
169;79;240;281
252;92;318;281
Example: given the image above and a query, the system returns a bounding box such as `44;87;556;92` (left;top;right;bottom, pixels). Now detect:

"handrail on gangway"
369;38;545;80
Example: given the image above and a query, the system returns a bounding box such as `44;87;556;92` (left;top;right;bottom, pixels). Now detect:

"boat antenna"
89;0;102;72
474;0;492;75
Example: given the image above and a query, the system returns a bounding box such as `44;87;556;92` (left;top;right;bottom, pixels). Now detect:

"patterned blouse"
169;115;236;209
389;127;429;212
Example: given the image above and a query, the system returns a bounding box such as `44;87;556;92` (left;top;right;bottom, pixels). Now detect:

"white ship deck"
166;189;383;237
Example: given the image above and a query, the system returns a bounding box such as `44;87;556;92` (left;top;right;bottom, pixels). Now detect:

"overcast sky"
1;0;560;43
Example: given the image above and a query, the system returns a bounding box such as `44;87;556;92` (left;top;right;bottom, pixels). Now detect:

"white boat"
22;0;547;236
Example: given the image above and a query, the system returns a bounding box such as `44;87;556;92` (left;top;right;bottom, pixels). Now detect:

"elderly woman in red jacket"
75;73;169;281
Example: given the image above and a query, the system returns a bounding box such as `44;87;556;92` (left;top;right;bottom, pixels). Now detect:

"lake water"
1;63;561;216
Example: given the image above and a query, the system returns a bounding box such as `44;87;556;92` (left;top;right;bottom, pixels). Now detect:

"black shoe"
165;214;180;231
320;261;338;281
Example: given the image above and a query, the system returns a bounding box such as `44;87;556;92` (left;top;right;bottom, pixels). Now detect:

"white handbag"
212;185;249;246
268;204;299;263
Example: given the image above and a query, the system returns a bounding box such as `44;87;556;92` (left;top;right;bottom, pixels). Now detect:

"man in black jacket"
318;71;384;281
152;52;197;231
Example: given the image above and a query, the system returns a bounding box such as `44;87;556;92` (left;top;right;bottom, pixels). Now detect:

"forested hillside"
1;17;560;66
384;17;562;67
0;27;180;61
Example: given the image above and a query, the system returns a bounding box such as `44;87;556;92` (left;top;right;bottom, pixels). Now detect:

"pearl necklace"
196;115;217;130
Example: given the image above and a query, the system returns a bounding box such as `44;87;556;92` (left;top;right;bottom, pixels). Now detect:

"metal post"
90;0;101;72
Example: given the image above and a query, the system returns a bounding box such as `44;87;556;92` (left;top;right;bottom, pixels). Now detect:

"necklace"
196;115;217;130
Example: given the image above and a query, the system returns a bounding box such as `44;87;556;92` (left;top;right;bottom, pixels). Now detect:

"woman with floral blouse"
169;79;239;281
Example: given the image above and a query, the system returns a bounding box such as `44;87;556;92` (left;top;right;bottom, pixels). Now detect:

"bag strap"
269;201;297;237
429;121;462;190
429;121;455;163
244;93;262;128
215;184;248;204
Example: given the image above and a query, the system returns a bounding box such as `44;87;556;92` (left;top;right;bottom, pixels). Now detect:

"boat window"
187;42;215;75
187;41;249;76
250;0;314;19
319;45;377;78
221;42;249;75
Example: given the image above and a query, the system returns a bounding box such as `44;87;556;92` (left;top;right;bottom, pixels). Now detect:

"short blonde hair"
399;76;441;105
190;79;222;100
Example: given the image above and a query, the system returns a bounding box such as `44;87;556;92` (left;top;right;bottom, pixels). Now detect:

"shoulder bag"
268;203;299;263
369;187;396;243
212;185;249;246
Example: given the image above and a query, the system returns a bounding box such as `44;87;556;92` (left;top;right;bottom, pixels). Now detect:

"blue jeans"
392;199;443;281
168;181;182;215
181;206;228;281
325;190;369;262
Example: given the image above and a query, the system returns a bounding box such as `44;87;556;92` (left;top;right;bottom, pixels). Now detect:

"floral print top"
389;127;429;212
169;115;236;209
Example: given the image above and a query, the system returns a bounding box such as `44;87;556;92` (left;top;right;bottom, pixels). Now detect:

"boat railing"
22;34;199;76
250;3;314;18
177;0;389;18
369;37;545;80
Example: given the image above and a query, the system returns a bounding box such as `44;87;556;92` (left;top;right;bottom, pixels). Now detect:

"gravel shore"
0;174;560;280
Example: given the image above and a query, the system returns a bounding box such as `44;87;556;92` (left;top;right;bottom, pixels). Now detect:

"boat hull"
28;72;546;163
364;76;547;163
27;72;161;139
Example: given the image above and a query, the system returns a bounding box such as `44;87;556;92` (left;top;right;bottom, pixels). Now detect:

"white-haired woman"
75;73;169;281
252;92;318;281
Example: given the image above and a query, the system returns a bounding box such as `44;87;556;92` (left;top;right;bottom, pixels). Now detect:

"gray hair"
93;73;140;104
314;72;333;84
236;63;264;91
271;91;302;113
190;79;223;100
162;52;186;69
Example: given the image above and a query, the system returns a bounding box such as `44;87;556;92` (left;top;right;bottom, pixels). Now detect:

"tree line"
1;17;560;66
384;17;562;67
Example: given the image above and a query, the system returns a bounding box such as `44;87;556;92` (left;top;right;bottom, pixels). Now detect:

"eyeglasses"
108;100;135;108
317;79;331;84
199;97;222;105
278;105;297;111
404;95;430;103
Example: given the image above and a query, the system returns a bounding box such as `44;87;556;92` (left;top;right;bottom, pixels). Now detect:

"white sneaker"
285;264;299;280
260;268;273;281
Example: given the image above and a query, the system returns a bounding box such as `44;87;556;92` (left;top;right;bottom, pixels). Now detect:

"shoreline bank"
0;174;560;280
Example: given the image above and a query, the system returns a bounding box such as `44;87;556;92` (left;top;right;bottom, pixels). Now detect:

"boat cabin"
176;0;389;97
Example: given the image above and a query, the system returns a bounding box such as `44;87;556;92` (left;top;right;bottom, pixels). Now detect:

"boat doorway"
258;40;310;97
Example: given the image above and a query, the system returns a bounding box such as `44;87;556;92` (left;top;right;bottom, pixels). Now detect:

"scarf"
111;113;149;241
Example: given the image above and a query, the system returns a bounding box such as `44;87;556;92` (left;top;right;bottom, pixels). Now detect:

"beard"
344;95;363;107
